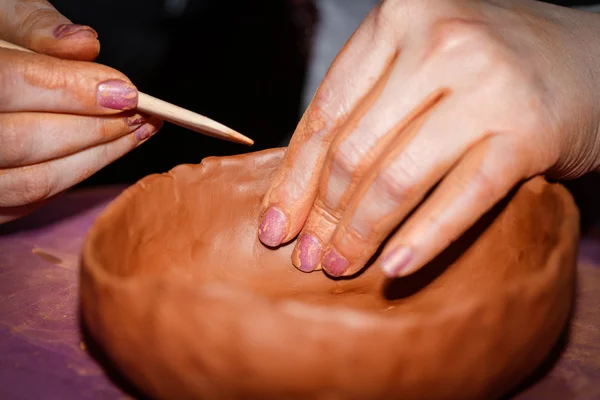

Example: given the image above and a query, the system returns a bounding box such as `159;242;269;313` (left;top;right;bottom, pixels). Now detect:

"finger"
0;112;148;167
0;47;138;114
0;0;99;61
258;8;400;247
315;96;470;276
376;137;531;278
0;118;163;208
290;59;449;273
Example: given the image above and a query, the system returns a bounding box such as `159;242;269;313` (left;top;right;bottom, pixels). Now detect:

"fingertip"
379;245;414;278
53;24;97;40
30;24;101;61
292;232;323;272
258;205;290;247
97;79;138;111
134;118;163;142
321;246;349;277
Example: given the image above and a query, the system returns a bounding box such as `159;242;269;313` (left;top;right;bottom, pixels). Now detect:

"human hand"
0;0;162;224
258;0;600;278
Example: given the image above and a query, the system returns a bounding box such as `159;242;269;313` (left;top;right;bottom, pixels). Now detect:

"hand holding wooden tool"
0;39;254;146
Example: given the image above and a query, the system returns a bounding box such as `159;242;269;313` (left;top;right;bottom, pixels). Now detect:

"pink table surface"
0;187;599;400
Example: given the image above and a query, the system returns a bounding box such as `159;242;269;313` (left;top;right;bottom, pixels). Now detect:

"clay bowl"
81;148;579;400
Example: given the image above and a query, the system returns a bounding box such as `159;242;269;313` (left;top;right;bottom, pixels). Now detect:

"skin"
0;0;162;224
259;0;600;279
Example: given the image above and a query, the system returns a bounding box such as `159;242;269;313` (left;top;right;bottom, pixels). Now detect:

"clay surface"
81;148;579;400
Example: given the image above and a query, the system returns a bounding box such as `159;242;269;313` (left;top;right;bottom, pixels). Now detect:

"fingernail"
258;206;288;247
292;233;322;272
321;247;348;277
97;79;138;110
380;246;413;278
134;123;158;141
54;24;98;40
125;114;148;127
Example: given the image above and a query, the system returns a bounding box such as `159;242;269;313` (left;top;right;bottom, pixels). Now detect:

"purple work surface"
1;187;599;400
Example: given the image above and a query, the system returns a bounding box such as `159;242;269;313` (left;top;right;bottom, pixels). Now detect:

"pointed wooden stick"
0;39;254;146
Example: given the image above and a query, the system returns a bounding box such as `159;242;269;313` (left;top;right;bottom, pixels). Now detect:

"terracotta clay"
81;148;579;400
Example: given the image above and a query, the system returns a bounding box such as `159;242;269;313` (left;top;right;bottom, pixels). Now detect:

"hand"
258;0;600;278
0;0;162;224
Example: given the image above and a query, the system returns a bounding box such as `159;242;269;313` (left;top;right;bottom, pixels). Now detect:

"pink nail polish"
321;247;348;277
125;115;147;127
380;246;413;278
97;80;138;110
54;24;98;40
293;233;322;272
134;123;157;141
258;206;288;247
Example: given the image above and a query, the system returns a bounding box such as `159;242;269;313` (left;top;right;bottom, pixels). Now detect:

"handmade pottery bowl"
81;148;579;400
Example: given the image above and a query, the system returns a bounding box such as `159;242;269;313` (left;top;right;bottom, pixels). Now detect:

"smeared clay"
0;48;131;111
81;148;579;400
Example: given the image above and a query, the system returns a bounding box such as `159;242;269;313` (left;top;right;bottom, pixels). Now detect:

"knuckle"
97;117;114;140
427;19;533;84
372;1;398;39
339;221;371;246
427;18;490;56
373;151;422;202
312;197;342;225
427;19;541;97
297;89;336;142
374;0;421;39
98;116;131;141
329;141;363;179
427;19;504;73
378;0;414;20
466;167;498;204
374;162;418;203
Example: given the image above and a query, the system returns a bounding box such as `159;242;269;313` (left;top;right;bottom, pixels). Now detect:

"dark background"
51;0;315;186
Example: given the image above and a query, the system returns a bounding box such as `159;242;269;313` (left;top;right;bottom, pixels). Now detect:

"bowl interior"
87;149;568;315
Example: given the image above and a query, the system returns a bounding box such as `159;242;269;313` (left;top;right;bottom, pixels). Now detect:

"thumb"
0;0;100;61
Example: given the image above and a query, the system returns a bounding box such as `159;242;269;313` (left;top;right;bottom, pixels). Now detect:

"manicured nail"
292;233;322;272
134;123;158;141
125;114;147;127
258;206;288;247
54;24;98;40
321;247;349;277
380;246;413;278
97;79;138;110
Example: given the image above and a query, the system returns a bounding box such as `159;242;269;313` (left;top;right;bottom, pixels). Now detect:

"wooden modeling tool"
0;39;254;146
